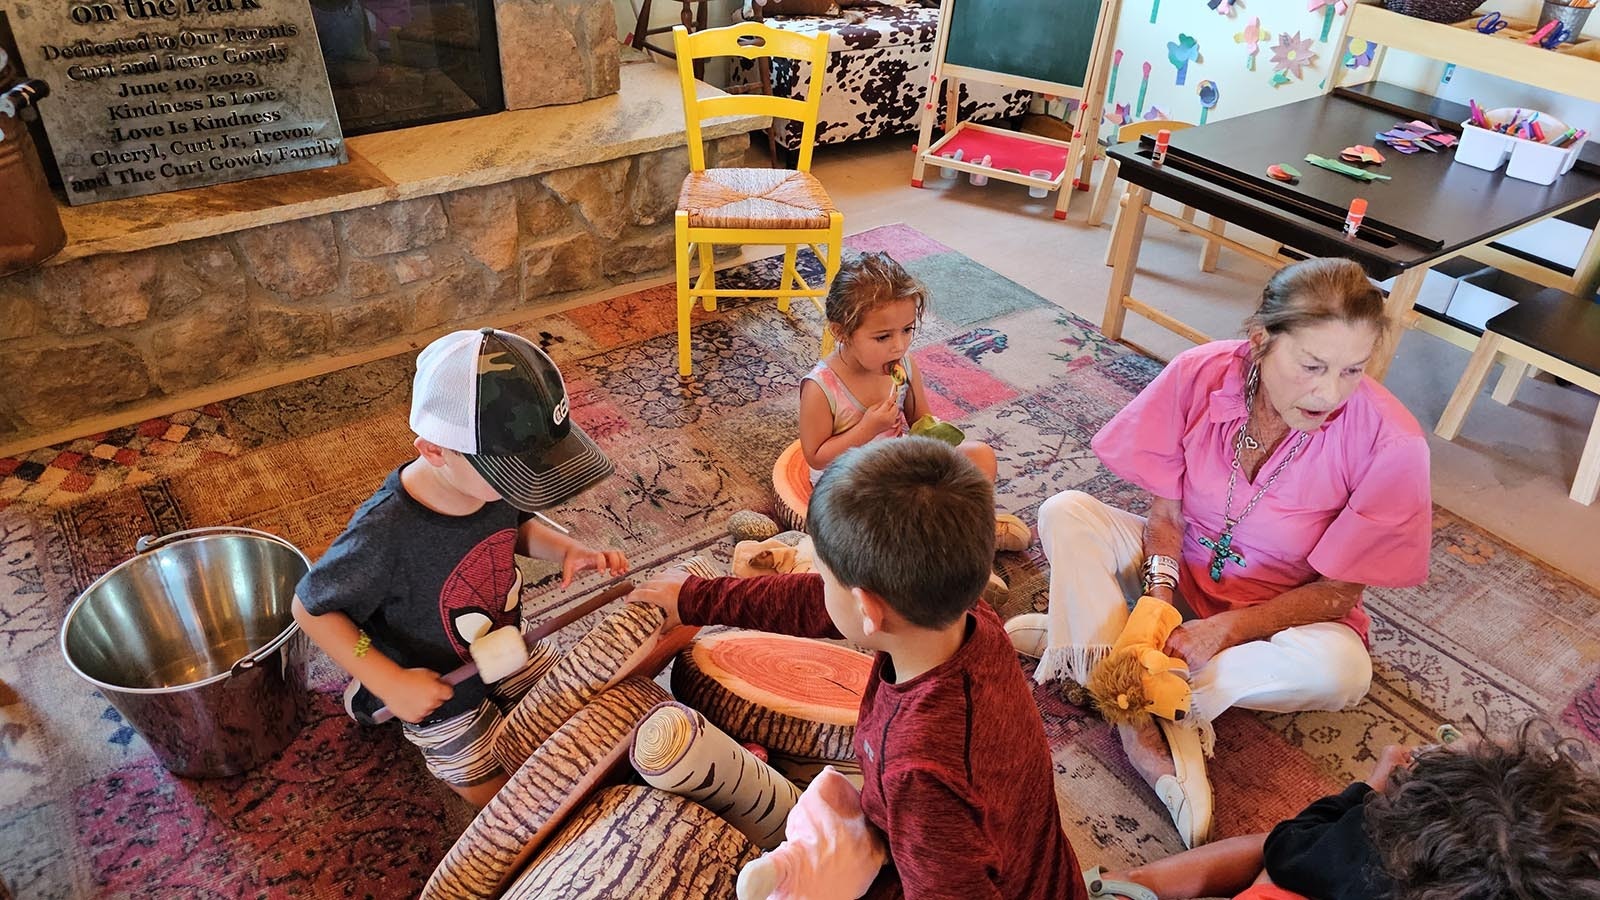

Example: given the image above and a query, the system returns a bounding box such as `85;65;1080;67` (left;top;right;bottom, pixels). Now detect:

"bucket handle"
134;526;307;678
135;526;295;555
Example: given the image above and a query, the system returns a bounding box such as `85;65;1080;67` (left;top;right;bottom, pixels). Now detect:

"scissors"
1536;22;1571;48
1476;11;1509;33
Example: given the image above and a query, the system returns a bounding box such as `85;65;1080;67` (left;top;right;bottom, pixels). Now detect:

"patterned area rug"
3;224;1598;898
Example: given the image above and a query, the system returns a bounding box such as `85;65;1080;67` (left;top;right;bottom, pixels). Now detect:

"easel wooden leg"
1199;214;1225;273
1435;331;1504;441
1371;265;1428;381
1102;184;1150;341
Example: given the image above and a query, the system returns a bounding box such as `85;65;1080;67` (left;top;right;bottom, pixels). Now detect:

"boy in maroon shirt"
631;438;1090;900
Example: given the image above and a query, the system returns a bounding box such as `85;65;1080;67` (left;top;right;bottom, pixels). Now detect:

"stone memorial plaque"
4;0;347;204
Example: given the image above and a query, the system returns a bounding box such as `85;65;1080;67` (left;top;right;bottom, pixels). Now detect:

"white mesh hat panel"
410;330;484;452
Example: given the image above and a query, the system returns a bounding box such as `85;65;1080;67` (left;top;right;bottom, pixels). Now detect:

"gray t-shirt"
297;467;525;723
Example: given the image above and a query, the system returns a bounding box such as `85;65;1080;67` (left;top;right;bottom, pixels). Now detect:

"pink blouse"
1091;340;1431;642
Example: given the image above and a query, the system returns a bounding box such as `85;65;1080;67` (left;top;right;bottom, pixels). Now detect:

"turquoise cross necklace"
1200;364;1309;582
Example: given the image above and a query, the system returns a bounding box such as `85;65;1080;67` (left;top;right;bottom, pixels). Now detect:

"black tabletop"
1108;90;1600;281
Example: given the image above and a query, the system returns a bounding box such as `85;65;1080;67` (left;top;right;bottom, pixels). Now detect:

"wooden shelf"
1347;4;1600;104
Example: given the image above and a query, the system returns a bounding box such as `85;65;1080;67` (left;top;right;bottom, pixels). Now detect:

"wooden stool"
629;0;711;79
1435;286;1600;505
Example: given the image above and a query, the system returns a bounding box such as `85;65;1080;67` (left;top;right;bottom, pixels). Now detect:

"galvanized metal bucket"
60;527;312;778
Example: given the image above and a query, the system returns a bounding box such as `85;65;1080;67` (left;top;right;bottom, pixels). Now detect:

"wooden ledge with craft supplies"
909;0;1122;220
1099;0;1600;381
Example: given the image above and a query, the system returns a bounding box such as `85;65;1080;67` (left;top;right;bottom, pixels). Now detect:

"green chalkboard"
943;0;1103;90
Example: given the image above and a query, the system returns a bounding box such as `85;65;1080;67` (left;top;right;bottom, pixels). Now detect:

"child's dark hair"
825;251;928;338
1365;719;1600;899
807;438;993;629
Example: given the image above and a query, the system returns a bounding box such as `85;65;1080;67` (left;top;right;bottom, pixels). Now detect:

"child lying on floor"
631;437;1088;899
1085;719;1600;900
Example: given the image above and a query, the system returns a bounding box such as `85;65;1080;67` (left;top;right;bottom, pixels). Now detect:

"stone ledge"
50;61;768;266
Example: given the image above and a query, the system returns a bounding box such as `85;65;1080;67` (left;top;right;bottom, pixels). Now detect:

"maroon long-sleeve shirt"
680;573;1089;900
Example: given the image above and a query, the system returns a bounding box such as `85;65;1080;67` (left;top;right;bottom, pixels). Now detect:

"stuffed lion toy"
1086;596;1193;727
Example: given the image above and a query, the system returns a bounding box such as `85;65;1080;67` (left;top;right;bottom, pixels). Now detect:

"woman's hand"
561;543;628;587
629;567;690;631
1164;616;1236;671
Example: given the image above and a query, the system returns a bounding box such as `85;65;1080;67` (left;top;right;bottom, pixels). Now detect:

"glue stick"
1152;129;1171;166
1344;198;1368;239
970;154;991;186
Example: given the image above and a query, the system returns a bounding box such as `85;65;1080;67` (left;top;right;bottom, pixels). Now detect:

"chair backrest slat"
673;23;831;172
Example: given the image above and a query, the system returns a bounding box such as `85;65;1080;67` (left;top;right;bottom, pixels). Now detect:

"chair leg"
1103;185;1150;341
1087;159;1119;228
818;220;843;359
1199;215;1225;273
699;242;717;312
1572;403;1600;505
1490;359;1529;405
676;216;694;378
777;244;798;313
1435;333;1505;441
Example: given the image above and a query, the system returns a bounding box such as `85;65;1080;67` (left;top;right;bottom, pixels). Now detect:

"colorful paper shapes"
1143;105;1169;121
1375;120;1454;154
1207;0;1237;16
1106;102;1133;127
1344;38;1377;70
1137;61;1152;116
1339;144;1385;165
1305;153;1391;181
1270;31;1318;81
1235;17;1267;71
1168;34;1200;85
1267;163;1301;184
1198;80;1219;125
1149;0;1160;24
1309;0;1347;41
1270;69;1292;87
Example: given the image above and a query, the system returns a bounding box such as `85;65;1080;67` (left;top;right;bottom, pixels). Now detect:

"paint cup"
969;154;991;186
939;152;958;179
1537;0;1591;44
1028;169;1051;198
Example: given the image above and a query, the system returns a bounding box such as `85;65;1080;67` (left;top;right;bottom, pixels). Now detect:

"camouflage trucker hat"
410;328;613;511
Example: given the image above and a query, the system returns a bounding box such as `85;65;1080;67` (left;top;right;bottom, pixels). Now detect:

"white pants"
1037;490;1372;724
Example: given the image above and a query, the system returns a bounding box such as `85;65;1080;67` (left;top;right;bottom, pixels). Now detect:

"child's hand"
859;398;901;437
379;667;454;724
629;567;690;631
561;543;628;587
1365;743;1414;793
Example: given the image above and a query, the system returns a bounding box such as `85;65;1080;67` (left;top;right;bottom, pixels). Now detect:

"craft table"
1101;85;1600;380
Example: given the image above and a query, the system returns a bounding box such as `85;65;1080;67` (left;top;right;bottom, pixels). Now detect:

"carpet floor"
2;224;1598;898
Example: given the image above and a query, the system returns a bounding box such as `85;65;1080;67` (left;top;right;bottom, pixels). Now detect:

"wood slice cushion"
772;440;812;533
492;601;696;775
501;785;759;900
631;700;801;850
422;677;671;900
671;630;873;762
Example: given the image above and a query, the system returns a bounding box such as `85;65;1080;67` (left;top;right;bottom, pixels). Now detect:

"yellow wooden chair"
672;23;843;378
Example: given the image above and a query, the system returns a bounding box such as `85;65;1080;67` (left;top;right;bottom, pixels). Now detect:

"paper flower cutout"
1345;38;1377;69
1143;105;1169;121
1270;69;1292;87
1235;17;1267;70
1168;33;1200;85
1197;80;1219;123
1208;0;1238;15
1105;102;1132;126
1270;31;1317;81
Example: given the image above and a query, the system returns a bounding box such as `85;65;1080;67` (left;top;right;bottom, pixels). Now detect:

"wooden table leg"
1574;217;1600;299
1370;264;1429;382
1102;184;1151;341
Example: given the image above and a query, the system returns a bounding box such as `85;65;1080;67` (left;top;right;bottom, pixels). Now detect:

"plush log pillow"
502;786;760;900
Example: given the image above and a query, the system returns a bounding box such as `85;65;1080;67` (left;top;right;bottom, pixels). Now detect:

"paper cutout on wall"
1197;80;1219;124
1236;17;1267;71
1308;0;1348;42
1143;105;1169;121
1106;102;1133;127
1150;0;1160;24
1103;49;1124;136
1271;69;1292;87
1270;31;1318;81
1207;0;1238;16
1344;39;1377;69
1137;61;1152;117
1168;34;1200;85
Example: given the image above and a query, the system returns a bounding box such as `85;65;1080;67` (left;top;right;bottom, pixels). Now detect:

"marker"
1152;129;1171;166
1344;198;1368;240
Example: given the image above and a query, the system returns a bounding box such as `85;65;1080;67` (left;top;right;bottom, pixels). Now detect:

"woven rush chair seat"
678;168;836;230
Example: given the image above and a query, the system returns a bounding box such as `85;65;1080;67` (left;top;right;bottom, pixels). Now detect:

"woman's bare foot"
1119;719;1176;787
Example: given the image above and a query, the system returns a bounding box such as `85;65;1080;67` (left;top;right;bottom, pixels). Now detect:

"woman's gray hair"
1245;258;1388;359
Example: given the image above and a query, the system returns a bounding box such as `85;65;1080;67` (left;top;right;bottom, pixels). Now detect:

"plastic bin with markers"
1455;106;1589;185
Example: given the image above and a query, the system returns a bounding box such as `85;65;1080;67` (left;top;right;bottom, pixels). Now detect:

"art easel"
911;0;1122;220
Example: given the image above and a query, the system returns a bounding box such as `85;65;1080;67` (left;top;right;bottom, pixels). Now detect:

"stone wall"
496;0;621;110
0;135;747;447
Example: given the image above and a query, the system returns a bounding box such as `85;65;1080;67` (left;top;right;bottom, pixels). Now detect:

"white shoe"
1154;718;1213;848
995;514;1032;553
1004;612;1049;658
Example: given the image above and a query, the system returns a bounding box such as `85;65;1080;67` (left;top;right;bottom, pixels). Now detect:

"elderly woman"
1009;258;1431;849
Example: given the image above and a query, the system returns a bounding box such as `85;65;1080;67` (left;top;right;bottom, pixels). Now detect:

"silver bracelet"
1142;554;1180;595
